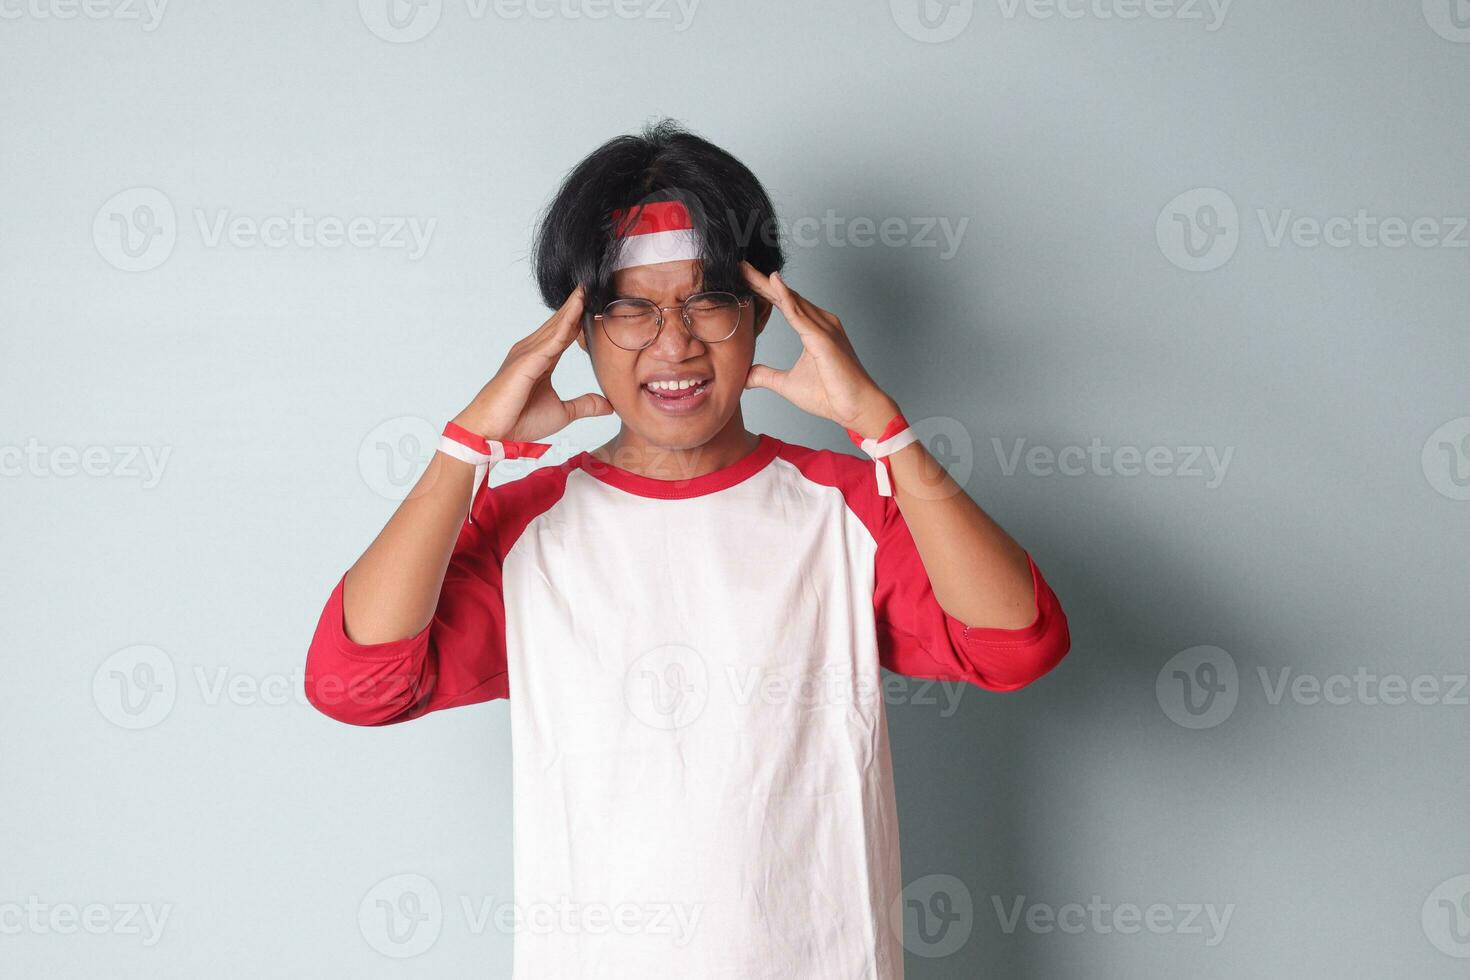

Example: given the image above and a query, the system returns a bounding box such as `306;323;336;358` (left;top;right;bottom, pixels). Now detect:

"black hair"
531;118;785;316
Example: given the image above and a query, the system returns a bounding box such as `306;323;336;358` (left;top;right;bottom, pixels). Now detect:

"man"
305;120;1070;978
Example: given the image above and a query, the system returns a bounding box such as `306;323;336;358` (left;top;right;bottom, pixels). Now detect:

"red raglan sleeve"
303;485;513;727
872;492;1071;692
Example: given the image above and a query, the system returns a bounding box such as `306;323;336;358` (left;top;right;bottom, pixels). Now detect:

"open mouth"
641;377;713;411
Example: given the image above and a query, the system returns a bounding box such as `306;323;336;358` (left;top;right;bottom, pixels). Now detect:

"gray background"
2;0;1468;976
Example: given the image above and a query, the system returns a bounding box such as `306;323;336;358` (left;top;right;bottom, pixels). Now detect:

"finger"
770;271;842;338
746;262;805;320
517;286;582;360
744;362;787;393
528;281;584;335
741;260;792;313
548;283;587;347
511;286;587;385
740;260;776;301
772;272;842;333
747;267;825;340
563;390;613;420
739;262;785;320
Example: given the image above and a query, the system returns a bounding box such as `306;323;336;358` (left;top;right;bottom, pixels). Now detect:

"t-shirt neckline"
573;433;781;499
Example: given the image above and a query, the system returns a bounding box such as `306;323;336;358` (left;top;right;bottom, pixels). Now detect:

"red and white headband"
609;199;702;271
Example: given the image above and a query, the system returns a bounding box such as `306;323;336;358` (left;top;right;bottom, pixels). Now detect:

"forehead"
610;259;702;299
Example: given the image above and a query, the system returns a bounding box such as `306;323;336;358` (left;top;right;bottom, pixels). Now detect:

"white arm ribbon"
855;427;919;497
437;435;509;524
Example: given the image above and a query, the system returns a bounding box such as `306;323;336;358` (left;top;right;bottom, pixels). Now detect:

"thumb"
563;391;614;421
745;363;785;393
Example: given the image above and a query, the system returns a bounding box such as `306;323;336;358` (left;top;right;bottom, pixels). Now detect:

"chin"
622;398;729;450
647;418;725;451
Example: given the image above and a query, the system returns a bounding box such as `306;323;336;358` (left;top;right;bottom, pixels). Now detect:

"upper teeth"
647;379;706;391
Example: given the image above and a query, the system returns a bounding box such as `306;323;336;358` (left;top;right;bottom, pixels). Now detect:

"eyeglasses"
590;291;753;351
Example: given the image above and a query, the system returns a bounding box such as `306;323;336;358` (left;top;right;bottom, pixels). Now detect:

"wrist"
437;420;552;526
845;395;903;441
449;411;509;443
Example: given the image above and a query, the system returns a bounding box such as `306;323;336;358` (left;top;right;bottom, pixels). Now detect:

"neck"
593;412;760;480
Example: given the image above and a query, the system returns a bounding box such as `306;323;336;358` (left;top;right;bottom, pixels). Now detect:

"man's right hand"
451;284;613;442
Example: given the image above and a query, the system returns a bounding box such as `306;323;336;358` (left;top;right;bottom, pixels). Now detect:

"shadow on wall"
820;246;1259;979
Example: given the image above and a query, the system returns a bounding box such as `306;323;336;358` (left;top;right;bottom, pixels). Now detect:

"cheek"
588;335;641;396
713;336;754;392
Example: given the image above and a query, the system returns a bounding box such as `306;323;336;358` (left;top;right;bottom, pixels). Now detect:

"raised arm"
304;286;611;725
740;261;1070;691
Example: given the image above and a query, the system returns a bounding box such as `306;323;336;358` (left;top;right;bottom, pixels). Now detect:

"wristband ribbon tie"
846;412;917;497
438;421;552;523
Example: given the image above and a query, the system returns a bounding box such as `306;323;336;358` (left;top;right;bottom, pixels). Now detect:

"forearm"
343;449;479;644
885;439;1035;628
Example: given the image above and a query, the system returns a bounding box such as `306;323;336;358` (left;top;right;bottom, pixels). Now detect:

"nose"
646;305;706;359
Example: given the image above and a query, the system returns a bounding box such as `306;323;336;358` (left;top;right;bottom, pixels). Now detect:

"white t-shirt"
307;432;1070;978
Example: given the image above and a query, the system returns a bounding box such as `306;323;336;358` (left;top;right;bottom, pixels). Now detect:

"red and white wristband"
846;412;918;497
438;421;552;523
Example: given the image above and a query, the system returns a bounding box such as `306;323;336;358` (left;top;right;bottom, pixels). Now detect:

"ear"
753;297;773;339
575;321;589;352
